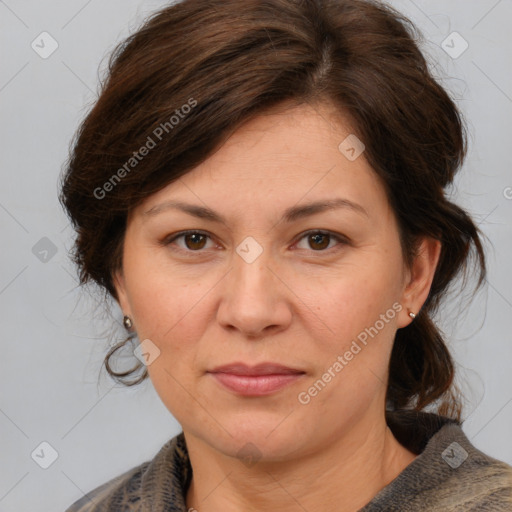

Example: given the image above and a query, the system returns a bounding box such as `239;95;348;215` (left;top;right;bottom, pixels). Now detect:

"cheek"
298;257;402;408
124;250;209;340
124;261;216;372
309;260;400;342
299;276;400;410
127;270;212;420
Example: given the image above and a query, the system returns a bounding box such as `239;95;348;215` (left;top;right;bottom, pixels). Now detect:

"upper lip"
208;362;305;376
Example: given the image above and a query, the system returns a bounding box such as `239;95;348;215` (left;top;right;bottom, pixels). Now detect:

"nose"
216;250;292;339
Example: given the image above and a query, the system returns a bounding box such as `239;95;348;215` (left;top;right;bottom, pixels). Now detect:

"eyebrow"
143;198;368;223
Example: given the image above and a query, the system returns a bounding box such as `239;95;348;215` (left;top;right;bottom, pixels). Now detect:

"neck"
184;413;417;512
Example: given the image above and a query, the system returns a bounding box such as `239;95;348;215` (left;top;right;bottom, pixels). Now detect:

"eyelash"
161;229;349;256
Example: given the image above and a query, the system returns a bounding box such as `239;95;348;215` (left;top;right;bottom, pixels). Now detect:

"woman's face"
114;102;439;461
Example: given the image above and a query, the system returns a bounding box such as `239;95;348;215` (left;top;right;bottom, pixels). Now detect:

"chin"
193;412;311;463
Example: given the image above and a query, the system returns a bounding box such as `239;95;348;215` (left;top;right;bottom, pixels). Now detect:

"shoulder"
364;412;512;511
65;432;190;512
465;458;512;509
65;462;149;511
432;422;512;510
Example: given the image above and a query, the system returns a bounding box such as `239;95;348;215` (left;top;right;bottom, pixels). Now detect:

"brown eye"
294;230;348;252
183;233;207;250
163;230;214;253
308;233;330;250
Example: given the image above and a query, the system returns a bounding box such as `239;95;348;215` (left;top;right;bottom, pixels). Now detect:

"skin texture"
114;102;441;512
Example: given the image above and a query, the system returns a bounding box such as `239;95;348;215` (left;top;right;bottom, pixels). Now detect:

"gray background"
1;1;511;510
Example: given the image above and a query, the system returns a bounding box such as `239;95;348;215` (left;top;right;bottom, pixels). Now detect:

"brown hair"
60;0;486;421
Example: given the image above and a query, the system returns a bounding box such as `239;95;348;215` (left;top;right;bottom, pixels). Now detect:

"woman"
61;0;512;510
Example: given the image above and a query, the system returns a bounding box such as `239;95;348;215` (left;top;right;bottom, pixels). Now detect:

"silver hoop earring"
123;315;133;330
408;311;416;319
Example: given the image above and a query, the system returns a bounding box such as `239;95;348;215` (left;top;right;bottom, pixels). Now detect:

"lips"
209;362;305;376
207;362;305;396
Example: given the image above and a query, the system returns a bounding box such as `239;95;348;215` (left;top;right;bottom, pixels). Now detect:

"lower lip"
209;372;304;396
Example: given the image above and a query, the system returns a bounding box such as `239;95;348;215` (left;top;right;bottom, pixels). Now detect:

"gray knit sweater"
66;411;512;511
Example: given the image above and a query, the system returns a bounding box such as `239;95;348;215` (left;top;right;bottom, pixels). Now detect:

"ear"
397;237;442;328
113;268;132;317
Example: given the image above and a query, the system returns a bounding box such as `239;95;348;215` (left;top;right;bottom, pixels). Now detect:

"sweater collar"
146;410;461;511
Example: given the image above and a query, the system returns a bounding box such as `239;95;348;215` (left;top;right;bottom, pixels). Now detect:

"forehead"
201;102;357;170
134;102;388;223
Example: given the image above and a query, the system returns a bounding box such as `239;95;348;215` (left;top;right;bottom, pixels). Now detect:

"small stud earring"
123;315;133;330
408;311;416;319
